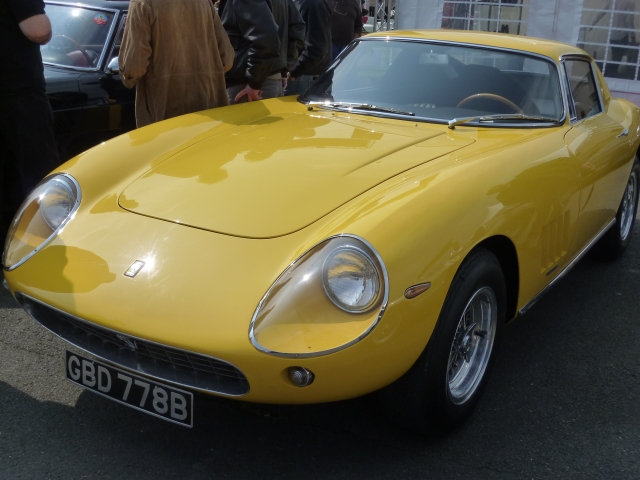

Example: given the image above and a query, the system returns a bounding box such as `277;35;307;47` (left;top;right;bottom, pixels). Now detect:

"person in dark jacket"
0;0;58;240
285;0;333;96
220;0;281;103
271;0;306;95
331;0;362;59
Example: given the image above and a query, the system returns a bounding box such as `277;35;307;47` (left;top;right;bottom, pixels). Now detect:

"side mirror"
106;57;119;75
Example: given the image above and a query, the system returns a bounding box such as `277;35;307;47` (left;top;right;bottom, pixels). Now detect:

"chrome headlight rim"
3;173;81;272
248;234;389;359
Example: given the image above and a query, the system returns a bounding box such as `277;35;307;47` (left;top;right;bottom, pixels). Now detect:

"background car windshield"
42;5;115;68
301;40;564;122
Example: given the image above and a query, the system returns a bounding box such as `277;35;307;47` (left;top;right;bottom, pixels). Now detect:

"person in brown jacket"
119;0;235;128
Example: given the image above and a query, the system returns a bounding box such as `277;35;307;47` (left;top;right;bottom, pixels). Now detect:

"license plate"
65;350;193;427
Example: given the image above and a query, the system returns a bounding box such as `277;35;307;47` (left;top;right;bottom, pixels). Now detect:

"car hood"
119;112;474;238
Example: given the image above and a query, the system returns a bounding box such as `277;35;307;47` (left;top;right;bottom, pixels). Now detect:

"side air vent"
541;211;571;273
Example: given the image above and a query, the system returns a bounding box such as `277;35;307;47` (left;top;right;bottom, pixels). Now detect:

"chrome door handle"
618;129;630;138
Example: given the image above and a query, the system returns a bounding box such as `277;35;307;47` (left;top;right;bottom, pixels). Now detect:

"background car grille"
17;293;250;396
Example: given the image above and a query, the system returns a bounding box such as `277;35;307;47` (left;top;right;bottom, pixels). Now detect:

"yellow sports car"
5;31;639;433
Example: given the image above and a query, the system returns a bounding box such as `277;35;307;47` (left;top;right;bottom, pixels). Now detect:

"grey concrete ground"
1;223;640;479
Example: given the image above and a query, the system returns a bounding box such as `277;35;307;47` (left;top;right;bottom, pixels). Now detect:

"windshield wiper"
448;114;560;129
316;102;415;117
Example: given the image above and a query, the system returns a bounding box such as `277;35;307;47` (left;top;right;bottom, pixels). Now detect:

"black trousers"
0;89;58;241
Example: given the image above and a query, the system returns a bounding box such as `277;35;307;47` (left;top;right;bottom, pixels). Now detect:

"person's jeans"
227;77;283;105
284;75;319;97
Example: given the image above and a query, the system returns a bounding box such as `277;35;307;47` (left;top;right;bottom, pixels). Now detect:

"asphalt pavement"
1;220;640;479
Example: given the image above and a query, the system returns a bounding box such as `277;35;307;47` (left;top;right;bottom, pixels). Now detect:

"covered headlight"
250;235;388;357
3;174;80;270
323;247;381;312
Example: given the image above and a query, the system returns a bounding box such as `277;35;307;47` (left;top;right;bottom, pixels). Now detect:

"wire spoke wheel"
620;171;637;242
446;286;497;405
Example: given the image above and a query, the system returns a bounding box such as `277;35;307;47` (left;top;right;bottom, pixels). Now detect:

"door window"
564;59;603;120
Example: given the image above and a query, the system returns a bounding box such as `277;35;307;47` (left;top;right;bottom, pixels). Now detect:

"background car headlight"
249;235;388;357
3;174;81;270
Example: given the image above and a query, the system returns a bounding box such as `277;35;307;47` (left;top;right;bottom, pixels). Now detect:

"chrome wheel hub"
620;171;637;242
447;286;497;405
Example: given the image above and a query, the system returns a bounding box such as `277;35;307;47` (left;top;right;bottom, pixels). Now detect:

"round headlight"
322;247;381;313
3;174;80;270
40;178;77;230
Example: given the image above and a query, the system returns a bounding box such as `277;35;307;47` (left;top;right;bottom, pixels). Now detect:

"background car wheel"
380;248;506;434
595;158;639;260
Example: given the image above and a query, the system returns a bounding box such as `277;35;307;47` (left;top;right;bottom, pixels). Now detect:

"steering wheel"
48;35;93;66
456;93;523;114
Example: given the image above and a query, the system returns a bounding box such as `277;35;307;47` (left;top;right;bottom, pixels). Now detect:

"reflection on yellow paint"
17;245;116;293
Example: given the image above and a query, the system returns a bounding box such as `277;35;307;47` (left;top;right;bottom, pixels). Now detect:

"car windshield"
41;4;116;69
300;40;564;125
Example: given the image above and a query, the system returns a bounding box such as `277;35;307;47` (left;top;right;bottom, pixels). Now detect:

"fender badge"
124;260;145;278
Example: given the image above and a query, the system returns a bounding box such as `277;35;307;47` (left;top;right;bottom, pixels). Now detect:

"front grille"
17;293;250;396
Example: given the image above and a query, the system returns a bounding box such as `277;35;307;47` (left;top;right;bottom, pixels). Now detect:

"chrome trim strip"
618;129;630;138
17;293;250;396
248;234;390;359
518;218;616;315
105;13;127;72
3;173;81;271
559;57;577;123
303;37;567;128
43;2;121;72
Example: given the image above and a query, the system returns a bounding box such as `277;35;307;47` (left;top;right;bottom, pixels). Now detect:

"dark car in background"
43;0;134;160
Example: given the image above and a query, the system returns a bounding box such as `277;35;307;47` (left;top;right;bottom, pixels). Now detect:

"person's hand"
234;85;262;102
287;72;296;82
281;76;288;90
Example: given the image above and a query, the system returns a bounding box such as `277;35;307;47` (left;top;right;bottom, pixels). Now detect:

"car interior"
41;6;117;69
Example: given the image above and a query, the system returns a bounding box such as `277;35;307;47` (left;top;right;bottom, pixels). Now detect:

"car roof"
368;30;588;62
46;0;129;12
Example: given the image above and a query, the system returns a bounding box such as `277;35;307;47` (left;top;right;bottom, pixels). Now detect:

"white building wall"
394;0;640;105
395;0;443;30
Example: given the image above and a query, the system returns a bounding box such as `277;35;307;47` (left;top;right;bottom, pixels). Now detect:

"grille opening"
16;293;249;396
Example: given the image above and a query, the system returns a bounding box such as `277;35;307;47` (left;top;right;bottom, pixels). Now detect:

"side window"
564;59;602;120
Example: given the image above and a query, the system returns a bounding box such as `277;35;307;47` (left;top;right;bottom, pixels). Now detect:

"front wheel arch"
473;235;520;323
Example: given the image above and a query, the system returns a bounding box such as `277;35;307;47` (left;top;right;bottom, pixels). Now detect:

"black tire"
380;248;506;434
595;158;640;260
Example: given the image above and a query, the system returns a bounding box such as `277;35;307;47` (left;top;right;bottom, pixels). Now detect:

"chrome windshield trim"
43;1;121;71
3;173;81;271
519;218;616;315
301;37;567;127
310;106;563;129
249;234;390;359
